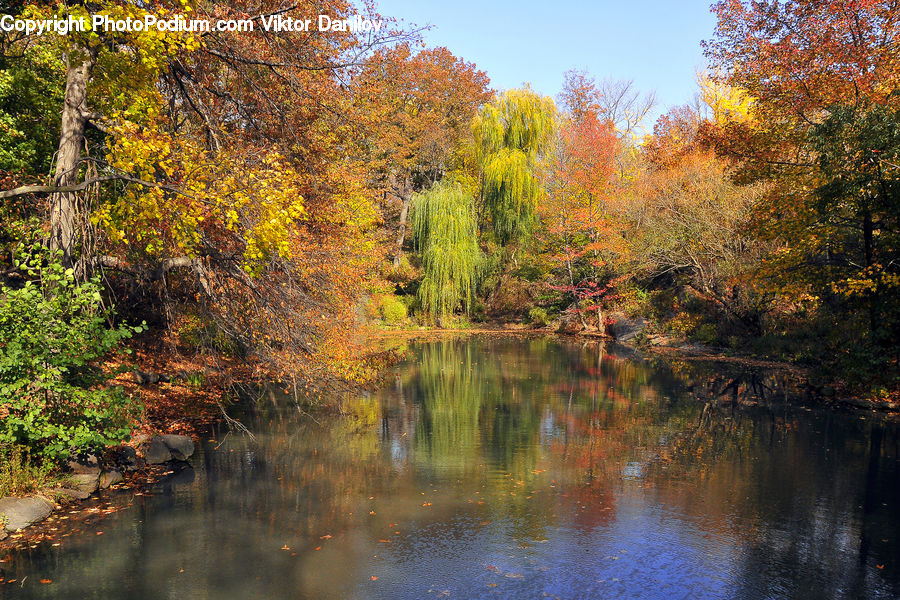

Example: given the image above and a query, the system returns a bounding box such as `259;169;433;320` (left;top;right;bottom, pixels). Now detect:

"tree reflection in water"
2;337;898;600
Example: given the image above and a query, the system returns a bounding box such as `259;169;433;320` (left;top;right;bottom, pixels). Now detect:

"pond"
2;336;899;599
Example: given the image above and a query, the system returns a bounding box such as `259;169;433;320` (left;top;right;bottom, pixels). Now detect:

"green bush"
528;307;551;327
378;294;408;325
0;247;141;464
693;323;718;345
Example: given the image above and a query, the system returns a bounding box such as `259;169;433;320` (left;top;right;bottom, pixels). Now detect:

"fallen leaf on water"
320;534;332;539
422;502;432;507
877;564;885;569
40;579;52;584
370;576;378;581
379;539;391;543
281;545;290;550
488;583;497;587
314;546;321;551
369;511;376;515
96;532;104;536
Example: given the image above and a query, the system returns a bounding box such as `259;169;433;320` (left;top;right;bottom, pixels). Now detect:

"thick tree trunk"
49;52;94;268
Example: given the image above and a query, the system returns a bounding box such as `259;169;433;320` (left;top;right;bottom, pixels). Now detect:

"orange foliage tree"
705;0;900;371
541;108;625;333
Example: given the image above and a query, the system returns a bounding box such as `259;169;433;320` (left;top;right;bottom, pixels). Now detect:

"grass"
0;445;63;497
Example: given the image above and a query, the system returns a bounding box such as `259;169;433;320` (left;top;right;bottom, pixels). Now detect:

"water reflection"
2;337;899;599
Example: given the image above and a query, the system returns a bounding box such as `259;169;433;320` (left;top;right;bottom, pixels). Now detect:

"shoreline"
3;326;896;551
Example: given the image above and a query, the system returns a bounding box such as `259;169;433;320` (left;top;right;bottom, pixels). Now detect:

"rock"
144;438;173;464
133;369;161;385
70;473;99;495
112;445;139;470
100;470;123;489
67;453;101;475
55;488;91;500
0;497;55;532
0;530;7;541
158;435;195;461
609;316;647;342
141;434;195;464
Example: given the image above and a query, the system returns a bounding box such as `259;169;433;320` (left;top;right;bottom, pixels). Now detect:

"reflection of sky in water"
346;493;741;600
2;337;899;600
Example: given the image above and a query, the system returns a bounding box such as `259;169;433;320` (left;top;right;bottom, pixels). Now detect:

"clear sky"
373;0;718;130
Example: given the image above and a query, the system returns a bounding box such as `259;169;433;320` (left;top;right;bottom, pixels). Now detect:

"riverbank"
3;323;895;552
0;332;243;550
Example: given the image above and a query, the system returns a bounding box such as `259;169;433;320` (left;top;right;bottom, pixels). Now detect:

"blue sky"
373;0;718;130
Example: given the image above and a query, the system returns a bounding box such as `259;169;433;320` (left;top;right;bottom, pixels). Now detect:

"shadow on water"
2;336;899;599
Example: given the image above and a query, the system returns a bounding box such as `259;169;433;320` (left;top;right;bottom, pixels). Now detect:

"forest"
0;0;898;485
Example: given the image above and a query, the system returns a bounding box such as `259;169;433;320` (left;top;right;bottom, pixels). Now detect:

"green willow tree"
411;179;482;319
474;88;557;244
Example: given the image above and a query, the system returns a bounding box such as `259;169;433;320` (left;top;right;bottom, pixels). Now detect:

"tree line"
0;0;897;469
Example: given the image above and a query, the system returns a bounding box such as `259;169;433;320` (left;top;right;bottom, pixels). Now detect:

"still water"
2;336;899;599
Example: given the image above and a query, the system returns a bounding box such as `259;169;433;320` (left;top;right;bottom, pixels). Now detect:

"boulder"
143;437;173;464
100;470;124;489
70;473;100;495
55;488;91;500
0;497;55;532
112;445;140;471
67;453;101;475
609;316;647;342
142;434;195;464
158;435;195;461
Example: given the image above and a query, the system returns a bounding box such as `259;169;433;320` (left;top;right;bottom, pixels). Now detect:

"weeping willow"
411;179;482;318
474;88;557;244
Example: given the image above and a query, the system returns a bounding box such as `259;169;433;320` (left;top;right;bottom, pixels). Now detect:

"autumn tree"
636;144;772;333
355;44;491;268
0;1;417;385
541;111;624;333
705;0;900;380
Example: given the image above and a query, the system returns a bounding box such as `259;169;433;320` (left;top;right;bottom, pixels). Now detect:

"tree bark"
392;175;412;268
49;51;95;268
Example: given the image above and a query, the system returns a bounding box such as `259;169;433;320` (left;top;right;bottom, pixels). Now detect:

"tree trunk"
49;51;94;268
392;176;412;268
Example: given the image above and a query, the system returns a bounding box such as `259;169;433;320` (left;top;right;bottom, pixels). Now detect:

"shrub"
694;323;718;345
0;247;141;464
0;444;59;496
528;307;551;327
377;294;408;325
